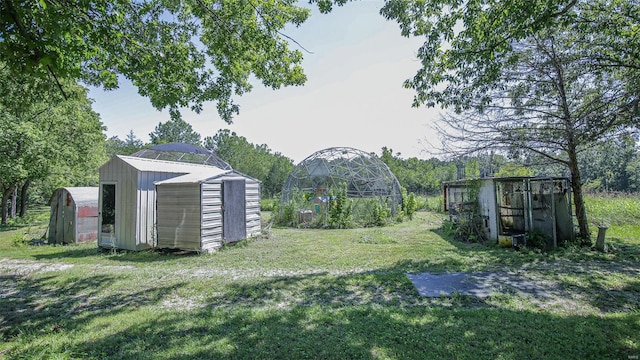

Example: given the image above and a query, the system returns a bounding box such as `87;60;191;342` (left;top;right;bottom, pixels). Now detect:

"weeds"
585;193;640;226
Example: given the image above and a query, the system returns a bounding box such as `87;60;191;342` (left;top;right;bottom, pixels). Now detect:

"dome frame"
280;147;402;216
131;143;232;170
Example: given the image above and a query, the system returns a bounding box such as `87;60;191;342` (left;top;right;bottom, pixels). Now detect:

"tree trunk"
1;187;15;225
568;151;591;245
10;188;17;219
19;180;30;218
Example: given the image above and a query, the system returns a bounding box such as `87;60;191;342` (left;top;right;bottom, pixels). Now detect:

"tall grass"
420;195;444;213
585;193;640;226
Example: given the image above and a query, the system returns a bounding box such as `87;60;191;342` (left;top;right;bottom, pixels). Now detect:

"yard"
1;203;639;359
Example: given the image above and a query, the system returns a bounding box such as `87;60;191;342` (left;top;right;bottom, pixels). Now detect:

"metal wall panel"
76;216;99;242
245;181;262;237
215;175;262;240
201;180;223;252
156;183;202;250
98;156;130;249
47;190;64;244
120;162;140;250
136;171;178;249
222;179;247;243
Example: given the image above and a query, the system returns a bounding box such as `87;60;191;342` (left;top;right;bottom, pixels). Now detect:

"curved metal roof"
131;142;232;170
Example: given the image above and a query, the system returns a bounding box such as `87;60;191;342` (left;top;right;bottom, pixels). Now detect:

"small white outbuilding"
98;155;260;252
444;176;574;248
155;171;261;252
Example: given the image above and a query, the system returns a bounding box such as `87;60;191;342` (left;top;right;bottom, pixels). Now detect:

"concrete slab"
406;272;550;298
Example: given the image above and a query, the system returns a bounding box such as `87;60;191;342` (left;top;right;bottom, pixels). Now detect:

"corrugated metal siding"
76;216;99;242
47;188;99;244
245;180;261;237
98;157;128;249
121;161;140;250
157;183;202;250
478;180;498;241
65;187;99;207
48;190;64;244
216;175;262;241
136;170;180;249
201;182;223;252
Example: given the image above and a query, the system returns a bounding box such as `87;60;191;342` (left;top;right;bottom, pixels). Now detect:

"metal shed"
48;187;99;244
98;155;224;250
155;171;261;253
444;177;574;248
98;155;260;251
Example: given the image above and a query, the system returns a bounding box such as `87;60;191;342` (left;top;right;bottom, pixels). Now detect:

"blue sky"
88;1;441;163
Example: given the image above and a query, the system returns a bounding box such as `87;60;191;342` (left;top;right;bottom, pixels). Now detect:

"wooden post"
595;226;608;252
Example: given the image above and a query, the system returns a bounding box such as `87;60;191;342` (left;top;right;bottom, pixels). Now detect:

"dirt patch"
0;258;74;275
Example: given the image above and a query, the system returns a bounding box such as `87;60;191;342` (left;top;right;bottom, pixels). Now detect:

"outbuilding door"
99;183;117;247
48;190;76;244
63;197;75;243
222;179;246;243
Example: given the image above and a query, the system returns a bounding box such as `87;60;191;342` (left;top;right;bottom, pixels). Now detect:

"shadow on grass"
2;250;640;359
107;306;638;360
0;225;23;232
33;246;200;263
430;222;640;266
0;272;186;341
3;271;639;359
424;227;640;313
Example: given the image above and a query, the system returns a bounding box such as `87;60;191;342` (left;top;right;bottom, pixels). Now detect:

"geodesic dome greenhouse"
280;147;402;226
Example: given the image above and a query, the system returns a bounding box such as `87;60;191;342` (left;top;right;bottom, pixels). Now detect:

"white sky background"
88;0;442;163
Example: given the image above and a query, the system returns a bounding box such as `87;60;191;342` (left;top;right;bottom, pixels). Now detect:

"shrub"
401;190;417;220
369;201;391;226
328;185;352;229
274;202;296;227
525;228;549;251
260;198;278;212
425;195;444;213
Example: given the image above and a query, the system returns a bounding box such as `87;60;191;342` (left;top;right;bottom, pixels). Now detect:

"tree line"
107;120;640;197
1;89;638;225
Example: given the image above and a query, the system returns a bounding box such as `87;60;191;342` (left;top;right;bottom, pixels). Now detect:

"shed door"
99;183;117;247
63;194;75;243
222;179;246;243
48;191;63;244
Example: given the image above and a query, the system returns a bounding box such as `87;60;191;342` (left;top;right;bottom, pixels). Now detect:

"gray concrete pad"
406;272;550;298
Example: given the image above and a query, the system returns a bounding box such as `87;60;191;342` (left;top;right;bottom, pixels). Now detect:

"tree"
0;73;106;223
627;153;640;193
106;130;146;157
263;154;295;198
0;0;311;122
431;29;639;243
205;129;295;196
149;118;201;146
205;129;268;178
379;0;640;243
578;136;639;192
379;147;456;194
380;0;640;113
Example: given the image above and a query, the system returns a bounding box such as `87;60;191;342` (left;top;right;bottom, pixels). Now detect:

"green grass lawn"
1;204;639;359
